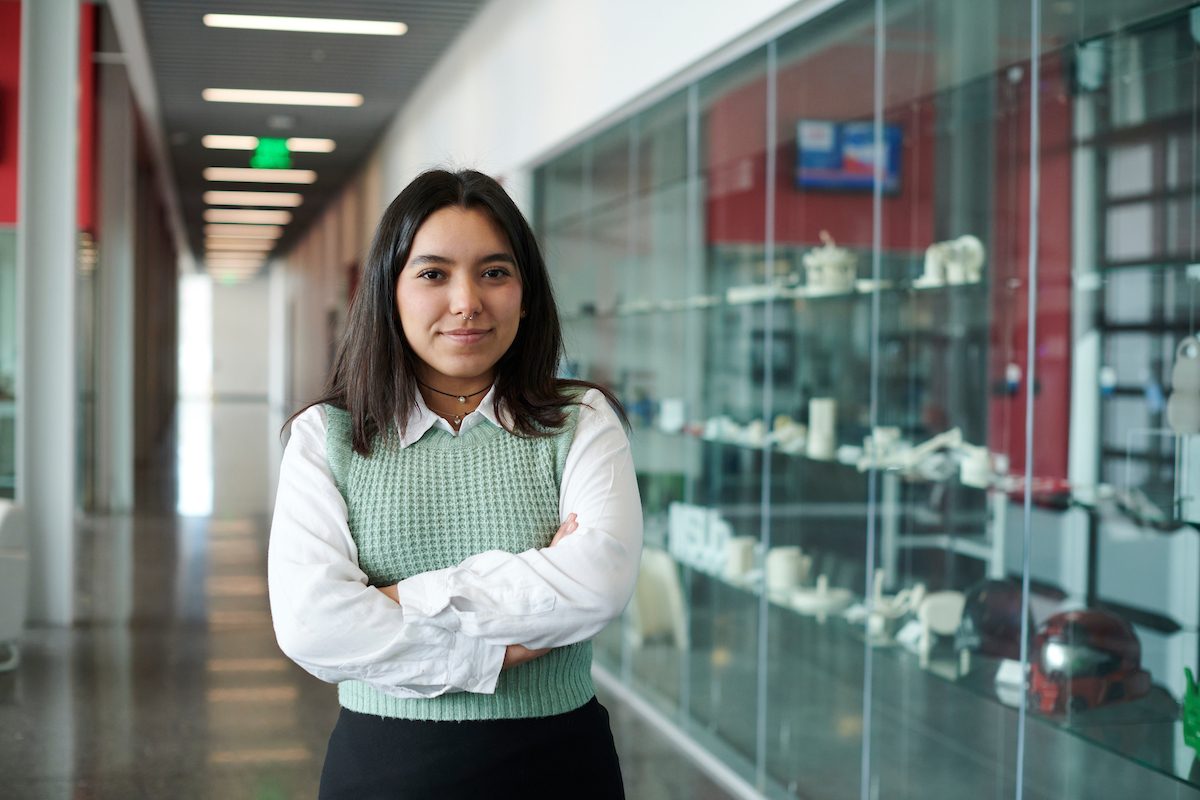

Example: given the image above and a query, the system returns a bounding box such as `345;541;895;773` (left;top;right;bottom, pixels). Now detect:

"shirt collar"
399;384;511;448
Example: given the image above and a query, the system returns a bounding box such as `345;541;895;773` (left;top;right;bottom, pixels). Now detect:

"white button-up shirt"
268;386;643;700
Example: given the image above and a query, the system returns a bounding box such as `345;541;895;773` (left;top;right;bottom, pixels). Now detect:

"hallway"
0;400;733;799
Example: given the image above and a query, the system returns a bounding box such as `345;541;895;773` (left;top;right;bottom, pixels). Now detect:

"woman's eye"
483;267;511;279
417;269;444;280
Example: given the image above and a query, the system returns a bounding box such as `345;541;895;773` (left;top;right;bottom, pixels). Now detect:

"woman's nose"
449;276;481;317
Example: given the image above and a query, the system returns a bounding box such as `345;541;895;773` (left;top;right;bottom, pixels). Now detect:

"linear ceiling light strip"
203;191;303;207
202;136;336;153
203;167;316;184
202;14;407;36
202;88;363;107
203;209;293;224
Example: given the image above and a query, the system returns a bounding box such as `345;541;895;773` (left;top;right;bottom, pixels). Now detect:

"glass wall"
0;228;14;498
537;0;1200;797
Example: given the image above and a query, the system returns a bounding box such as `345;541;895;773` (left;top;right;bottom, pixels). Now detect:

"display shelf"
1100;256;1200;272
687;565;1191;790
636;421;857;468
560;274;987;321
637;423;1009;493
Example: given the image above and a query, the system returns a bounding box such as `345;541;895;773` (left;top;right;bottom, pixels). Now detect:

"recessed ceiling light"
206;238;276;251
208;265;264;273
207;257;265;268
204;167;316;184
203;14;407;36
288;138;336;153
203;191;303;207
206;235;274;245
205;224;284;238
204;209;293;225
202;88;363;107
202;136;336;154
207;259;267;269
202;135;259;150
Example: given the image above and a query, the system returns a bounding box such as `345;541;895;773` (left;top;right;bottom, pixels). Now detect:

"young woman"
268;169;642;799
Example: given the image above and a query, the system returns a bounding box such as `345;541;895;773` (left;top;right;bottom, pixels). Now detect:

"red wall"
0;2;21;224
78;3;97;232
705;41;937;252
987;53;1073;485
0;2;98;229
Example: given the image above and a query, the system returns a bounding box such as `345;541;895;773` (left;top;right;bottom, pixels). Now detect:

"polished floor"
0;400;733;800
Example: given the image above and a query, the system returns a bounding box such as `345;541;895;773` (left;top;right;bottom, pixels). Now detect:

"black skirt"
319;696;625;800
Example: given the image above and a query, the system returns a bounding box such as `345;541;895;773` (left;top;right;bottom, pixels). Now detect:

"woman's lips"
441;328;490;345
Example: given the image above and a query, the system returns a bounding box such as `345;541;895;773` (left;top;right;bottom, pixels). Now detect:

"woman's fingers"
502;644;552;669
550;512;579;546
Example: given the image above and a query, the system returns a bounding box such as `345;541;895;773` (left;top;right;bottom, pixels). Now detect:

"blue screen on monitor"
795;120;902;192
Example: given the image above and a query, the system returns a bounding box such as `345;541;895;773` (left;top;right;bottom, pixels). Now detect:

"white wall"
212;277;270;398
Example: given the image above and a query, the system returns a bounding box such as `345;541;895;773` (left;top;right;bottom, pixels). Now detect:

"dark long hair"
289;168;624;455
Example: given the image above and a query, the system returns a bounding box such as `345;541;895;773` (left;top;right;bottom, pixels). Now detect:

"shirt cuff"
449;630;506;694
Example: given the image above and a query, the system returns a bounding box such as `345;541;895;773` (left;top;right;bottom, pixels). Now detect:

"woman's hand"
502;514;579;669
550;512;579;547
502;643;550;669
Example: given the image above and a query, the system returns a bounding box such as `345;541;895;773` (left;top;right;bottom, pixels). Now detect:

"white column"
17;0;81;625
95;57;136;513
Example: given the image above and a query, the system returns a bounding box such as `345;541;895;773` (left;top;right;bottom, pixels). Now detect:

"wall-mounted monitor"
795;120;902;193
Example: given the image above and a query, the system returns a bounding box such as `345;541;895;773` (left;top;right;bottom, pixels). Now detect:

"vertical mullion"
755;39;778;794
860;2;886;798
1015;1;1043;798
621;118;640;685
680;81;701;727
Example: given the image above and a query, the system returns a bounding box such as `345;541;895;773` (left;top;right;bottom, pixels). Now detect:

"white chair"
626;548;688;650
0;500;28;671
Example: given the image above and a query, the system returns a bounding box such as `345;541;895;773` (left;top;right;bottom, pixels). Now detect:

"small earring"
520;309;527;318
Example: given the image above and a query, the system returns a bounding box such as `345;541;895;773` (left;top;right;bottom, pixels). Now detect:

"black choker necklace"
417;379;490;405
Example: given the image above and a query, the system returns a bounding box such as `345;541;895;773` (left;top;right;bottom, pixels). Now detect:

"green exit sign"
251;137;292;169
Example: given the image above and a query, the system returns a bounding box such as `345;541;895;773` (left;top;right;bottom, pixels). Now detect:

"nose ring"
459;312;476;321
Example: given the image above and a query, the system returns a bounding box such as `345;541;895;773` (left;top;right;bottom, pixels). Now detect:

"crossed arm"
267;390;643;699
374;513;580;670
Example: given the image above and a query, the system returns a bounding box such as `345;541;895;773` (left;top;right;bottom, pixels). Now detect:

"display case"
535;1;1200;797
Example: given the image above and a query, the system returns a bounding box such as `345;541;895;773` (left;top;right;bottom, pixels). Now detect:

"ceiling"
134;0;486;274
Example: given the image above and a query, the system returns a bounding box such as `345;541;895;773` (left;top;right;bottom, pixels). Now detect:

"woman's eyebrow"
407;254;452;268
478;252;516;266
407;253;515;268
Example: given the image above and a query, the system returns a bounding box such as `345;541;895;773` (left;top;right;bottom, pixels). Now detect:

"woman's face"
395;206;523;391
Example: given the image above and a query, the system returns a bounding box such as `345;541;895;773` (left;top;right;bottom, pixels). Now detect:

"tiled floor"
0;401;733;800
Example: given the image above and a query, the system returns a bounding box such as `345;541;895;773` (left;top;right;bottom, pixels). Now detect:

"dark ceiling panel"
137;0;485;271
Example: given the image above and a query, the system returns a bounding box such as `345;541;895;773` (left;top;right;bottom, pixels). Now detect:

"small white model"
802;230;858;294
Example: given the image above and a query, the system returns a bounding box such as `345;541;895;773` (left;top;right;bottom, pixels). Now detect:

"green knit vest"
324;403;594;721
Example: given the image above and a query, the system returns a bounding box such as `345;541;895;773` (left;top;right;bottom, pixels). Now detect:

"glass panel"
534;1;1199;796
1020;3;1200;796
540;123;637;672
677;47;771;786
0;228;15;498
764;5;884;797
621;90;695;717
78;232;98;508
